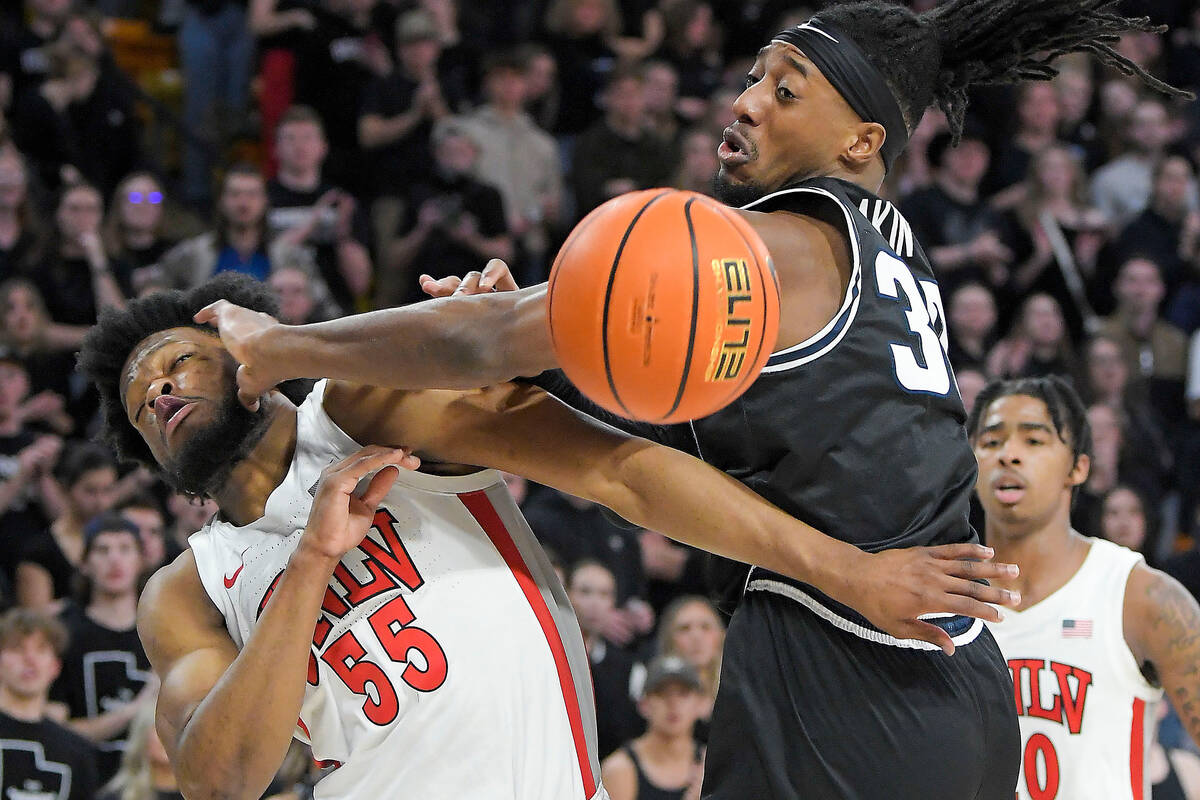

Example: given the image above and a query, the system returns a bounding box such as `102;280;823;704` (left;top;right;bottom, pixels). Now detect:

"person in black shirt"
32;183;130;327
266;106;371;312
383;119;512;307
0;149;43;282
600;655;706;800
566;559;644;761
0;608;100;800
0;0;70;99
17;443;119;610
357;9;471;196
0;351;61;604
293;0;392;196
51;514;155;784
571;68;675;218
899;130;1011;297
103;173;176;276
0;280;94;433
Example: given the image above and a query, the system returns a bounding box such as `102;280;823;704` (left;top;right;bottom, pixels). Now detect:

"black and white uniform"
536;176;1020;799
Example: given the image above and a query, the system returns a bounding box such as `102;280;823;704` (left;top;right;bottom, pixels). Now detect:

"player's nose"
145;377;174;409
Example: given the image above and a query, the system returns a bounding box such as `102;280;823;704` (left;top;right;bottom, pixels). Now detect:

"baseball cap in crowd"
641;655;703;697
396;10;440;45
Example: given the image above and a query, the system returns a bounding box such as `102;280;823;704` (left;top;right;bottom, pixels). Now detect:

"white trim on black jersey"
739;187;863;372
746;578;985;651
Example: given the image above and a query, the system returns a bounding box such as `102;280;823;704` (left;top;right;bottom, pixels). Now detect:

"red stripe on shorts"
458;489;597;797
1130;698;1146;800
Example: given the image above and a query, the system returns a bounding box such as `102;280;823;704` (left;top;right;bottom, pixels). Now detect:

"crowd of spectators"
0;0;1197;797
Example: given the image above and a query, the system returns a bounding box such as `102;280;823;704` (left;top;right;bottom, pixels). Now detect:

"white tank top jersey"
189;381;609;800
988;537;1163;800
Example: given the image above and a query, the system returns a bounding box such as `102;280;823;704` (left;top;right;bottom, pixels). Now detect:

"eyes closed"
132;352;193;423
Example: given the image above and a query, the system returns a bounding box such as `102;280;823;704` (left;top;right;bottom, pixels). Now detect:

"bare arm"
1126;565;1200;747
326;382;1017;652
141;449;407;800
600;747;638;800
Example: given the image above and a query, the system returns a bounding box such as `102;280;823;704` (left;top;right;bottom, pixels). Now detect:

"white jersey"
189;381;607;800
988;537;1162;800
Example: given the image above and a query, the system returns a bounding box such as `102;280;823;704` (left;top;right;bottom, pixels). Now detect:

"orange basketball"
547;189;780;424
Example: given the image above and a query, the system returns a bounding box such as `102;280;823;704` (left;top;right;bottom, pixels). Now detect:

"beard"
712;169;771;208
163;392;271;497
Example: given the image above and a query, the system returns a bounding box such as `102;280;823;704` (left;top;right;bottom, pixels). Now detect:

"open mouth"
991;474;1026;505
718;127;752;167
154;395;196;437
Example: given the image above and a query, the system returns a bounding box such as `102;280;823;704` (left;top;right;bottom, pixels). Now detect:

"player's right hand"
299;446;418;563
193;300;286;412
419;258;521;298
848;543;1020;656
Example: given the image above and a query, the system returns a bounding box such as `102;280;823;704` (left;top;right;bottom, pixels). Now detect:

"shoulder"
600;745;638;795
1123;562;1200;667
138;550;225;658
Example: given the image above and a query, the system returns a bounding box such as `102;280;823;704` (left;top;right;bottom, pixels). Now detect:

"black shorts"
701;574;1019;800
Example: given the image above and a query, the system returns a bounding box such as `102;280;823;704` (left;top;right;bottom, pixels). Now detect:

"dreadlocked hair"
967;376;1093;463
815;0;1192;143
78;273;287;469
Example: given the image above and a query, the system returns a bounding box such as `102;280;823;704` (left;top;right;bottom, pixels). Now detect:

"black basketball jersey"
531;176;978;559
681;176;977;554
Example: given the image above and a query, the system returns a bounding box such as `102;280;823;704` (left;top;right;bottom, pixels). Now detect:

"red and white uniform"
988;537;1162;800
189;381;607;800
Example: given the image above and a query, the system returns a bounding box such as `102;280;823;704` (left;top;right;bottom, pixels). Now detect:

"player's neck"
988;511;1090;610
0;685;46;722
212;394;298;527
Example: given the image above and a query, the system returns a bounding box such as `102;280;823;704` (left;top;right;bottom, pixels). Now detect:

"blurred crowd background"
0;0;1197;798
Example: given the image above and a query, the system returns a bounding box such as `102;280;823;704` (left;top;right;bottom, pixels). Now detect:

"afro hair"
78;273;285;469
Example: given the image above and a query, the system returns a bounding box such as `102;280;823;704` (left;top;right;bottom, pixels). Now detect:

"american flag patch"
1061;619;1093;638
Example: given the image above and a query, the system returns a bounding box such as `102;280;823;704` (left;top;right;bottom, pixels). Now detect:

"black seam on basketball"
547;207;605;351
724;208;771;402
660;197;701;421
602;191;671;417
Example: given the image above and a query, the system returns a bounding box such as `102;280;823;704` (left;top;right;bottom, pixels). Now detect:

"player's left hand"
847;543;1020;656
419;258;520;298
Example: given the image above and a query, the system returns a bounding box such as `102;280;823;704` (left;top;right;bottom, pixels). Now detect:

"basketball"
547;189;780;424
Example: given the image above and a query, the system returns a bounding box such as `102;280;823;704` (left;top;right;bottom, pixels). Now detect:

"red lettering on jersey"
1028;664;1063;724
1050;661;1092;735
1007;657;1093;733
1023;733;1060;800
1008;658;1042;716
359;508;424;591
333;558;397;607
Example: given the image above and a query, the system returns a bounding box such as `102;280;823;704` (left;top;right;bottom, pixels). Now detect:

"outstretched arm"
326;382;1019;654
195;280;552;409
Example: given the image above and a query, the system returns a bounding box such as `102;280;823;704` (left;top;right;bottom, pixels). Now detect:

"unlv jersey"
988;537;1162;799
189;381;606;800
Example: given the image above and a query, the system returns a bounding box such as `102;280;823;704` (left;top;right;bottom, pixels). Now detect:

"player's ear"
1067;453;1090;487
843;122;886;169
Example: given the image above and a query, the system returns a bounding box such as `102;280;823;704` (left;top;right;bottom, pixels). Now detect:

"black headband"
772;19;909;172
